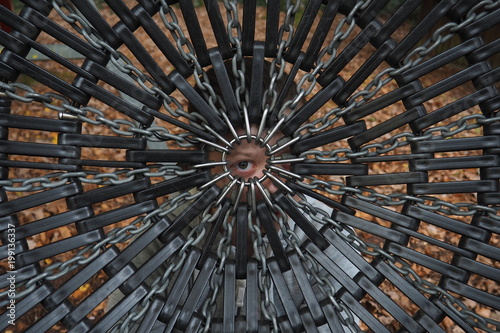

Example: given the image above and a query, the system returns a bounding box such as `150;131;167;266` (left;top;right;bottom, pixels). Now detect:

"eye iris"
238;161;249;170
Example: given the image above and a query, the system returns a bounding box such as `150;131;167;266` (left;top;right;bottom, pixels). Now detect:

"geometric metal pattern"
0;0;499;332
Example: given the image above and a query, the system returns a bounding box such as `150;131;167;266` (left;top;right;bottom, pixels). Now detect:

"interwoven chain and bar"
0;0;499;332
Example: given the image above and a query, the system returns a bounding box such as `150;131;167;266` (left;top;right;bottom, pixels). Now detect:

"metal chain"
290;188;500;332
0;80;195;147
294;0;500;137
298;176;499;220
0;165;194;192
297;111;498;166
0;188;199;306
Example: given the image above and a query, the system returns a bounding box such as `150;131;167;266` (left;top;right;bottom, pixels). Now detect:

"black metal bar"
387;0;459;64
318;21;382;87
342;195;417;229
203;0;232;59
348;106;425;149
246;259;259;332
462;7;500;39
75;78;154;125
412;155;499;171
281;76;344;136
209;49;241;125
236;204;248;279
257;201;290;271
17;230;104;267
136;297;166;333
242;0;257;56
0;140;79;159
160;248;201;322
371;0;423;50
292;163;368;176
319;301;347;332
60;133;146;149
3;52;89;104
116;23;176;94
67;178;150;208
333;211;405;244
25;8;107;63
0;113;80;133
334;40;396;104
178;0;210;67
85;61;162;109
0;264;39;289
405;206;491;241
409;180;499;195
346;172;428;187
468;38;500;63
198;200;230;269
170;71;229;133
16;35;95;80
0;283;53;331
121;237;183;294
285;0;323;64
268;258;303;333
147;109;215;142
71;0;122;47
372;259;446;333
386;243;468;280
288;251;324;324
270;53;305;124
0;183;81;216
223;260;236;332
412;136;500;153
321;227;377;283
286;181;355;215
175;254;217;330
24;301;74;333
291;121;366;154
455;257;500;283
343;81;420;124
406;62;490;108
398;37;483;85
273;192;329;250
249;42;265;123
264;0;280;57
301;0;340;71
3;207;92;240
159;186;220;244
89;286;148;333
126;149;207;163
76;201;156;233
358;0;390;28
106;217;174;276
0;5;38;37
411;86;496;131
45;246;120;309
136;171;211;202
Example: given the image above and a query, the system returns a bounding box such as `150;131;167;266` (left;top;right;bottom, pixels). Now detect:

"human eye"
230;160;255;173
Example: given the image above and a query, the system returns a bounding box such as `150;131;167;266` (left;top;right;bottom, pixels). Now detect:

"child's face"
227;139;267;177
209;124;287;199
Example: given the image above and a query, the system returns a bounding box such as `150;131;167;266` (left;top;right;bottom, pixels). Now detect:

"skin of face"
209;124;290;201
